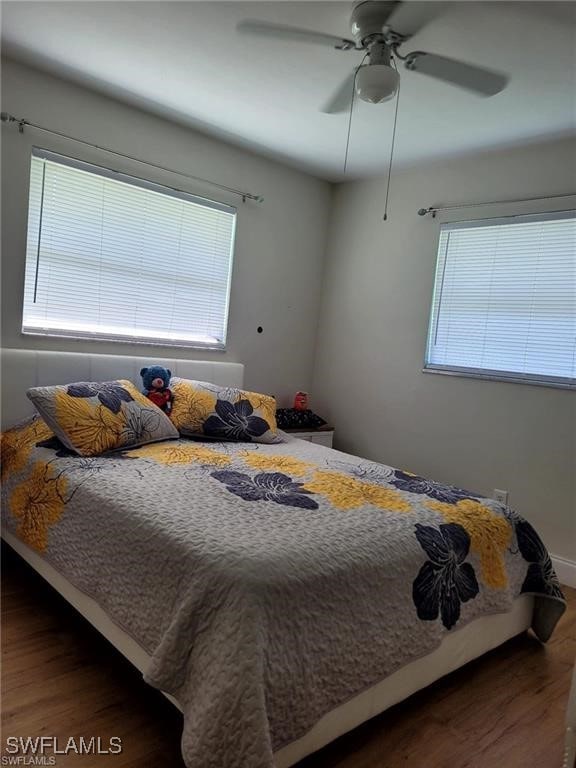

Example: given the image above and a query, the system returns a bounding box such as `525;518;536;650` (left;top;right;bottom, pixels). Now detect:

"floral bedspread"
1;416;566;768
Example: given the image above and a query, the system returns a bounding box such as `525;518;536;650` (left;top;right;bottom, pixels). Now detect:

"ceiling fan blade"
237;20;355;49
386;2;447;38
406;53;508;96
322;70;357;114
320;68;357;115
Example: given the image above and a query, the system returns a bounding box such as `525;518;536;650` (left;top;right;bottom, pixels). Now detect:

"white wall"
312;137;576;563
1;58;332;404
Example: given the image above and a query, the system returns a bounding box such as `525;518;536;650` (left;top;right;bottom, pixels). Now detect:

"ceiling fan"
237;1;509;113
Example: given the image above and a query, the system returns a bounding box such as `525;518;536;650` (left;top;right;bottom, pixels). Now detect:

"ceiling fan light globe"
355;64;399;104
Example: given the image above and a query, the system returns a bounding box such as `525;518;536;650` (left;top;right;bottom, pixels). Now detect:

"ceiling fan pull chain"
343;52;369;176
383;58;401;221
342;74;356;177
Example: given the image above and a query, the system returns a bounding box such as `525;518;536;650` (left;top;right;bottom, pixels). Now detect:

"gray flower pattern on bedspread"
515;519;563;600
412;522;479;630
67;381;134;414
211;470;319;510
390;470;482;504
204;399;269;442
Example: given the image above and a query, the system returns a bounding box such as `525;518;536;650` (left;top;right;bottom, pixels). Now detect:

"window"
23;149;236;349
425;211;576;388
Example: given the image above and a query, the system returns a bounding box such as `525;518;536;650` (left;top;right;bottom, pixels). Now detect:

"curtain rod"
417;191;576;218
0;112;264;204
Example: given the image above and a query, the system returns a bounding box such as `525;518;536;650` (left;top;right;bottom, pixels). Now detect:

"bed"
0;349;566;768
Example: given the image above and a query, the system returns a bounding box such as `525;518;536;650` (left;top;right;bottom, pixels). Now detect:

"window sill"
21;329;226;353
422;366;575;391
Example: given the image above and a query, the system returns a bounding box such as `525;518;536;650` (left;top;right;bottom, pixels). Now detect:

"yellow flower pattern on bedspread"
170;380;218;434
55;394;124;456
242;392;278;434
239;452;314;478
304;470;412;513
1;417;53;481
9;461;67;552
125;442;231;467
427;499;513;589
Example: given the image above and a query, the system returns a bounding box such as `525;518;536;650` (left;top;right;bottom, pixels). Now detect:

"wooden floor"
2;542;574;768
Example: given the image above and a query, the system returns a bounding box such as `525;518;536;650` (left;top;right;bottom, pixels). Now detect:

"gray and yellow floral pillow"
27;379;178;456
170;377;283;444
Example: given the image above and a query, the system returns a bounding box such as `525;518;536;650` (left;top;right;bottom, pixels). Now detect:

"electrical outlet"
493;489;509;505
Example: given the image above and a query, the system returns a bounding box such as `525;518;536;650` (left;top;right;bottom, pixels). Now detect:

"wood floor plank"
1;542;574;767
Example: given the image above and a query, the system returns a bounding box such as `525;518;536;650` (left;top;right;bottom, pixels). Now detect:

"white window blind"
23;149;237;349
425;211;576;388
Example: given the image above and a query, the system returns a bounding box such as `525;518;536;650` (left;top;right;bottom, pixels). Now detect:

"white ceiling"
2;1;575;181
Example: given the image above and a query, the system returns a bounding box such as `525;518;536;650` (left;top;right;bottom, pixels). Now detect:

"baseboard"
552;555;576;589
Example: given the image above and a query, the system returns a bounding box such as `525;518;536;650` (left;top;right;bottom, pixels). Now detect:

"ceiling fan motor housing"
350;1;398;46
351;3;399;104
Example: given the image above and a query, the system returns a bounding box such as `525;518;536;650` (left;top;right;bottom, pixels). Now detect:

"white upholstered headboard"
0;349;244;430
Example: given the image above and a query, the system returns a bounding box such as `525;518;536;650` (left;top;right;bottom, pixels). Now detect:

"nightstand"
284;426;334;448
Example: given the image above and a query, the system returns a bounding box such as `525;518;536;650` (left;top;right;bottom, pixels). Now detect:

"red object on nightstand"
293;391;309;411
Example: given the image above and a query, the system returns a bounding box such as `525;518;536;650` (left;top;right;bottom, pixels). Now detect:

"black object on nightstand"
276;408;326;431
